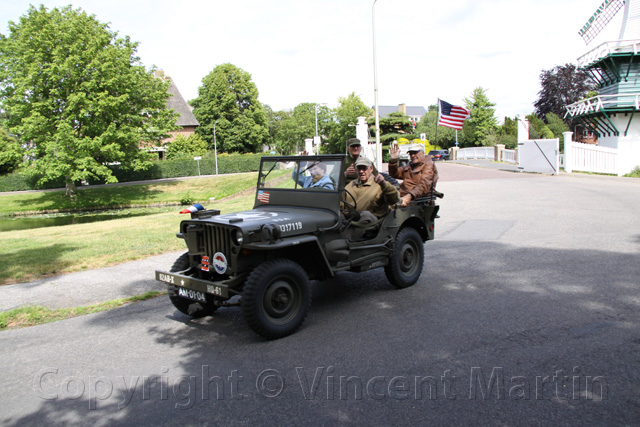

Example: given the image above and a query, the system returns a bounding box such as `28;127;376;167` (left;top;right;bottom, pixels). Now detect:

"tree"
0;128;23;174
327;93;371;154
534;63;595;121
498;116;518;149
0;5;176;196
545;112;570;150
264;105;295;154
191;63;268;153
526;114;554;139
463;87;498;146
371;112;413;144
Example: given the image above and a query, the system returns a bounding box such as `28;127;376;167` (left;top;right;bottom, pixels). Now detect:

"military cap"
354;157;372;168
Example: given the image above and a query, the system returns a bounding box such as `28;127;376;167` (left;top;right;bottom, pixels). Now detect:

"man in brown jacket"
388;142;438;206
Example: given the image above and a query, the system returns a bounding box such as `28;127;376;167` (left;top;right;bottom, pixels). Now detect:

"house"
375;104;426;123
146;71;200;159
163;75;199;142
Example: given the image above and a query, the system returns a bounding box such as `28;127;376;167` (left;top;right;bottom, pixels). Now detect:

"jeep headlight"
233;229;244;245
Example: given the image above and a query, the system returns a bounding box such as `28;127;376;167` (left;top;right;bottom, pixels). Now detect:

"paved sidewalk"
0;251;183;311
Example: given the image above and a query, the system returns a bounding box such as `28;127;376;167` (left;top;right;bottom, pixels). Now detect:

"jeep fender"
243;235;333;280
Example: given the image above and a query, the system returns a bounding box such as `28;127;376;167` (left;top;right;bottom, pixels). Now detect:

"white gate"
517;139;559;174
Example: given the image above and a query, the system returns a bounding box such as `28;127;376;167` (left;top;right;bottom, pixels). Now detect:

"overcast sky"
0;0;623;122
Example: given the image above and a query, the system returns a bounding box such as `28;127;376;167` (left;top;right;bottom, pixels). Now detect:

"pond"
0;207;178;232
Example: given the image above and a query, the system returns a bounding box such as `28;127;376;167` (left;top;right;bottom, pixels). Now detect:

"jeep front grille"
203;225;232;258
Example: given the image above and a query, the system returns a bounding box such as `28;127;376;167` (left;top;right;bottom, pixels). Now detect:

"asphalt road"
1;162;640;426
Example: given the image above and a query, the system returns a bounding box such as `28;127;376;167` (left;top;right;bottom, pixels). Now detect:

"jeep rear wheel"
385;228;424;288
168;252;219;318
242;259;311;340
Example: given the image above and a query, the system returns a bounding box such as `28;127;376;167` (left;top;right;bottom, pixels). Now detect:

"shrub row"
0;153;267;192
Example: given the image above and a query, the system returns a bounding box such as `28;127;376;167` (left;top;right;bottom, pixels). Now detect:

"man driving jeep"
344;157;399;225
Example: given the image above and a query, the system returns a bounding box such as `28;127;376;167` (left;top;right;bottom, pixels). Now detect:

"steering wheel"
341;188;358;219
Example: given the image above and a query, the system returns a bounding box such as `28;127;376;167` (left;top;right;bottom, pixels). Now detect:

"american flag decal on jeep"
257;190;270;203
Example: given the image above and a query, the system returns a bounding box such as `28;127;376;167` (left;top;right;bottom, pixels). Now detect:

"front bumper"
155;270;230;298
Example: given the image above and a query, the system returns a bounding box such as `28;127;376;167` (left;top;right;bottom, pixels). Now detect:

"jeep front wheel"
242;259;311;339
385;228;424;288
168;252;219;318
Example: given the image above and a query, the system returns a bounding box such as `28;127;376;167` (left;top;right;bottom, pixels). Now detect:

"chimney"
398;103;407;114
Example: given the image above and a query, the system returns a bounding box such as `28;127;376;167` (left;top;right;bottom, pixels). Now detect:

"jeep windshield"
255;155;345;211
258;156;344;192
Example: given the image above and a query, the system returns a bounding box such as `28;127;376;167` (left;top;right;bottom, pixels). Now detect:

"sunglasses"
350;145;361;149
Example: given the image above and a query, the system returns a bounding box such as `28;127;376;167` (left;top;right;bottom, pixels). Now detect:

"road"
1;162;639;426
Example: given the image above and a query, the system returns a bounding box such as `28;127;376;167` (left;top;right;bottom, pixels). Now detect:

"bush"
624;166;640;178
165;134;208;160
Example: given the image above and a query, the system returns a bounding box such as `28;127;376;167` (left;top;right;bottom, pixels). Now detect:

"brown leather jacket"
388;157;438;199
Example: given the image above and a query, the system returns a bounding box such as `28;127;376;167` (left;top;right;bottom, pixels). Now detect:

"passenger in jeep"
344;138;378;185
292;161;335;190
388;142;438;206
344;157;399;232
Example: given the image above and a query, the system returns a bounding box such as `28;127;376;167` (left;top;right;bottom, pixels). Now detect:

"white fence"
456;147;495;160
501;149;517;164
564;137;621;176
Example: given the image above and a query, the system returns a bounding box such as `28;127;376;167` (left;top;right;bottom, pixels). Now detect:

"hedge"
0;152;269;192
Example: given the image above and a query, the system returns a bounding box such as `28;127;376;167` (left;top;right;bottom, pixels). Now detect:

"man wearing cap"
344;138;378;185
388;142;439;206
344;157;399;221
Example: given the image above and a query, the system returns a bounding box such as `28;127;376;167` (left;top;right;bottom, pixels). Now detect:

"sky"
0;0;624;123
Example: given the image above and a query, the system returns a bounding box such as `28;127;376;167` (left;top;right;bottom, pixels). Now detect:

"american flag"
438;99;470;130
257;190;270;204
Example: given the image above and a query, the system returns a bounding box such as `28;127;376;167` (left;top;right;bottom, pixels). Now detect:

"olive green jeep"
155;154;440;339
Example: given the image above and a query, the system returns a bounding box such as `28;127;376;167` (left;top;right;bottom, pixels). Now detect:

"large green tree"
327;93;371;154
0;5;176;195
192;63;268;153
463;87;498;146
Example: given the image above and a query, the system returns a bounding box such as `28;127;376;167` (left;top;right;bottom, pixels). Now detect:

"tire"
168;252;218;318
384;228;424;288
242;259;311;340
380;172;400;189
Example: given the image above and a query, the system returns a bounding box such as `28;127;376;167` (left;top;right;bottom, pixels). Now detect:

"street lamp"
372;0;382;170
213;121;219;175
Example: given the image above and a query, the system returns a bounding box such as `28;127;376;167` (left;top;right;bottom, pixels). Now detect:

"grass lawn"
0;172;260;215
0;173;265;285
0;291;164;330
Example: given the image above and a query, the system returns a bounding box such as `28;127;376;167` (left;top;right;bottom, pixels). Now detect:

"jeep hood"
195;206;338;235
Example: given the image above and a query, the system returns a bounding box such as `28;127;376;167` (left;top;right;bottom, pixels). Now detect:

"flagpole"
435;98;439;147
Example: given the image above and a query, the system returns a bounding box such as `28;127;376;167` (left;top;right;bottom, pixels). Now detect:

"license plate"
178;287;207;303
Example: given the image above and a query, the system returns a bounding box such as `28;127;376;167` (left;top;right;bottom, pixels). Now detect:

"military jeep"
155;154;440;339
